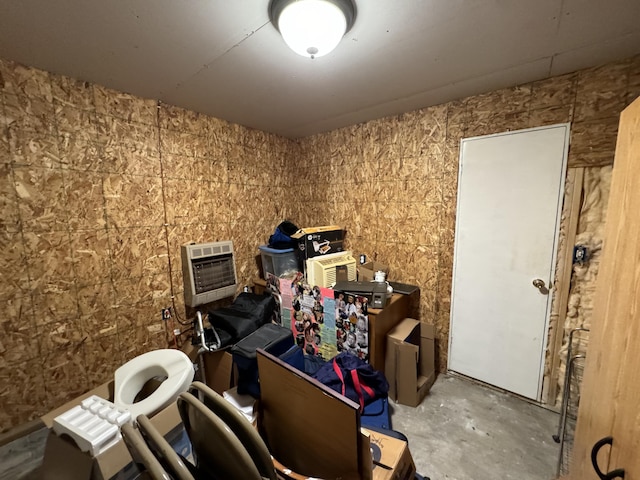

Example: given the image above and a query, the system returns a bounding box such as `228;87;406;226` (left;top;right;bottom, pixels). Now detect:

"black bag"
208;293;275;347
231;323;294;397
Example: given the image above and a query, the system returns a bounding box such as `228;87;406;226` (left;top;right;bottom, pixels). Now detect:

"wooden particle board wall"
0;54;639;432
0;57;298;431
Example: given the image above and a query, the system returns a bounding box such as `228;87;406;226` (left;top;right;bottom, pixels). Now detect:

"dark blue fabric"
279;345;305;372
268;221;299;249
361;397;391;430
312;352;389;407
304;354;327;376
362;396;386;416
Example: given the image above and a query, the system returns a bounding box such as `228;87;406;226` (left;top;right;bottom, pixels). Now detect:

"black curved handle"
591;436;625;479
605;469;627;480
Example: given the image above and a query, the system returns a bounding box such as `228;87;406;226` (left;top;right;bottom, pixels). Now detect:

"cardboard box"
385;318;436;407
40;384;188;480
364;428;417;480
270;428;414;480
291;225;344;259
358;261;390;282
202;349;235;394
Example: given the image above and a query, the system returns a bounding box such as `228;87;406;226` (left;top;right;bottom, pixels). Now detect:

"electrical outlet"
573;245;589;264
161;308;171;321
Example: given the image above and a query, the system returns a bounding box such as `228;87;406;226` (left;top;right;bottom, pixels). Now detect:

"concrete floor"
0;374;561;480
0;427;48;480
392;374;560;480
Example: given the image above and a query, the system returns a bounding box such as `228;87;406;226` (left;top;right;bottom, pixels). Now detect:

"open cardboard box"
358;261;390;282
386;318;437;407
40;382;188;480
201;348;235;394
363;428;416;480
182;342;236;395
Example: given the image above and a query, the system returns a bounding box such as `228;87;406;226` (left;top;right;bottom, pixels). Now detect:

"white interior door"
449;124;569;400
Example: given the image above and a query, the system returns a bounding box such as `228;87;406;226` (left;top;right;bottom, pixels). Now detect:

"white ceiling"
0;0;639;138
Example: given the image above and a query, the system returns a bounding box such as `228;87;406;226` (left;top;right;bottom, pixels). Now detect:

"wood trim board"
546;166;585;405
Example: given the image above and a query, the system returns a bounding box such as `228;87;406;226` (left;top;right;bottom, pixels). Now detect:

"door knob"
532;279;549;294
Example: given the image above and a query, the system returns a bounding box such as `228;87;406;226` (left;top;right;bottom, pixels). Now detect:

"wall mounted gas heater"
181;240;238;308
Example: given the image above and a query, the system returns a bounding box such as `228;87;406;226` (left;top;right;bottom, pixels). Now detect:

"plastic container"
231;323;294;397
258;245;300;278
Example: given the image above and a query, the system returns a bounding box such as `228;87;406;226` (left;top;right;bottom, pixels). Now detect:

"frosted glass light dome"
277;0;350;58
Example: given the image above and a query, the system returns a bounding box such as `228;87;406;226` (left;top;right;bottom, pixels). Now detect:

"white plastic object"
223;387;257;423
113;349;194;419
52;395;131;456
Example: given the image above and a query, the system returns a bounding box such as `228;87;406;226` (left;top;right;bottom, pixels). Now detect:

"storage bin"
231;323;294;397
258;245;301;278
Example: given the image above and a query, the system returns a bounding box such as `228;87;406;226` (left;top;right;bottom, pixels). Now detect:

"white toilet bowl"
114;349;194;419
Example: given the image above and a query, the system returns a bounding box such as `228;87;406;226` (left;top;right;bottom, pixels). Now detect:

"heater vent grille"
182;241;238;307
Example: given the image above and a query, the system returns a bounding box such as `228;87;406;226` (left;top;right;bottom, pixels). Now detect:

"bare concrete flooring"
0;427;47;480
392;374;560;480
0;374;560;480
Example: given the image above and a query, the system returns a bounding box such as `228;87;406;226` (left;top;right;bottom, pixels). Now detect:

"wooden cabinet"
366;293;411;374
566;97;640;479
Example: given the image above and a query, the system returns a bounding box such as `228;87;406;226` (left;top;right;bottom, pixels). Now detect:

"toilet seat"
114;349;194;419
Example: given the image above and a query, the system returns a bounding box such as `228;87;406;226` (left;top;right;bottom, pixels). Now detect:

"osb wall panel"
296;55;640;374
0;58;295;432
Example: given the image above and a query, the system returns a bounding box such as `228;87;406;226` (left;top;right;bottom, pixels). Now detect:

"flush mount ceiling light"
269;0;356;59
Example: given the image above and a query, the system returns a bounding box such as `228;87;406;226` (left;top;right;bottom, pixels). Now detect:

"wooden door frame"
544;167;585;406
